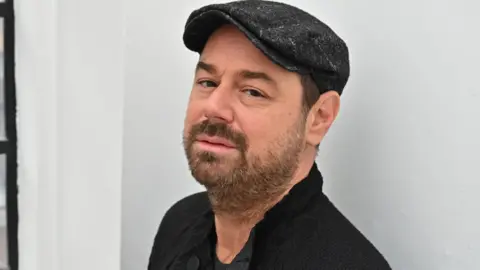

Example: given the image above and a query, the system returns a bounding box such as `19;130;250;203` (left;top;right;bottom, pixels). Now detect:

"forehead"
200;25;292;78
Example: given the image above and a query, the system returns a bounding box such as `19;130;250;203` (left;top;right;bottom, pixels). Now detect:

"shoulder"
163;191;210;222
148;192;210;265
300;194;392;269
155;191;209;237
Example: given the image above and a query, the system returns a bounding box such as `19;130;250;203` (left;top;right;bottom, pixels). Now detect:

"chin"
190;158;237;184
194;158;235;173
191;166;226;187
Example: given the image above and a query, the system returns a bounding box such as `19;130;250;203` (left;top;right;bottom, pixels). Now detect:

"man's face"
183;25;307;218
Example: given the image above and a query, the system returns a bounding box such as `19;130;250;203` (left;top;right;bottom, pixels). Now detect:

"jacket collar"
260;162;324;225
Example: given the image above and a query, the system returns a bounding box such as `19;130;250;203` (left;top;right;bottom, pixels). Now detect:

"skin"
183;24;340;263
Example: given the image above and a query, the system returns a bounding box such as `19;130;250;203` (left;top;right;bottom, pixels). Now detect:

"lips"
196;134;236;148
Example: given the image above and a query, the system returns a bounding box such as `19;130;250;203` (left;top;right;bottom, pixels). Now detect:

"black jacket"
148;164;391;270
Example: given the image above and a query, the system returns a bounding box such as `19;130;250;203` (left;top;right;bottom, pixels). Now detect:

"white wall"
16;0;126;269
121;1;480;270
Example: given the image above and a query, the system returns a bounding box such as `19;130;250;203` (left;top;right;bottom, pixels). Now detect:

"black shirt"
214;229;254;270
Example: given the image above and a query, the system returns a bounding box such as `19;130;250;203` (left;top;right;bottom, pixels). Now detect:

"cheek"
242;113;295;151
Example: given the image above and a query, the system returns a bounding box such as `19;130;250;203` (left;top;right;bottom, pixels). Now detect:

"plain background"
14;0;480;270
16;0;124;269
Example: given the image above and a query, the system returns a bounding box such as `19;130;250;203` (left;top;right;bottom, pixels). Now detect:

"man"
148;1;391;269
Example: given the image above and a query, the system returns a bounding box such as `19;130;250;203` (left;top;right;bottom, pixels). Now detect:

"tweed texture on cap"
183;0;350;95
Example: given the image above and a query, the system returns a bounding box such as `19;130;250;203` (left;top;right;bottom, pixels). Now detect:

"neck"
214;214;254;263
214;152;316;262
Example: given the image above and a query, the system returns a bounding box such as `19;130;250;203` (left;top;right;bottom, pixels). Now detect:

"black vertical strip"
0;141;7;154
0;3;6;18
3;0;17;269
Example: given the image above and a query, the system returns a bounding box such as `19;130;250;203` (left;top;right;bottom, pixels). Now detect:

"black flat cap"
183;0;350;95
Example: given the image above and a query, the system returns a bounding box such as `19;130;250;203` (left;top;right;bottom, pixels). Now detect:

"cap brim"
183;10;308;74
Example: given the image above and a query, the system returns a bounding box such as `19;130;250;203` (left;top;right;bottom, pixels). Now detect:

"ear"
305;90;341;147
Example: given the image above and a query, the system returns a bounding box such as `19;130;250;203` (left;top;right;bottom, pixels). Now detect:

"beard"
183;117;305;222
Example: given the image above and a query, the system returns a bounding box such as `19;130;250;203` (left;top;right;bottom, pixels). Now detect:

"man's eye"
198;80;217;88
243;89;265;98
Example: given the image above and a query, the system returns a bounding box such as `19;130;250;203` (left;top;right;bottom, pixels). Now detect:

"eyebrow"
196;61;217;74
196;61;276;85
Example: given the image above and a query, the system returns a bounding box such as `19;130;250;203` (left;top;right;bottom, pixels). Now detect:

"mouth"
195;135;237;153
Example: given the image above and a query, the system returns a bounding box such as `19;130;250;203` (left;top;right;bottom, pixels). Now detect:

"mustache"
189;119;248;151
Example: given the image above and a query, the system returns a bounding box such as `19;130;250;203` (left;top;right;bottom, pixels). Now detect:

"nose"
203;84;234;123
